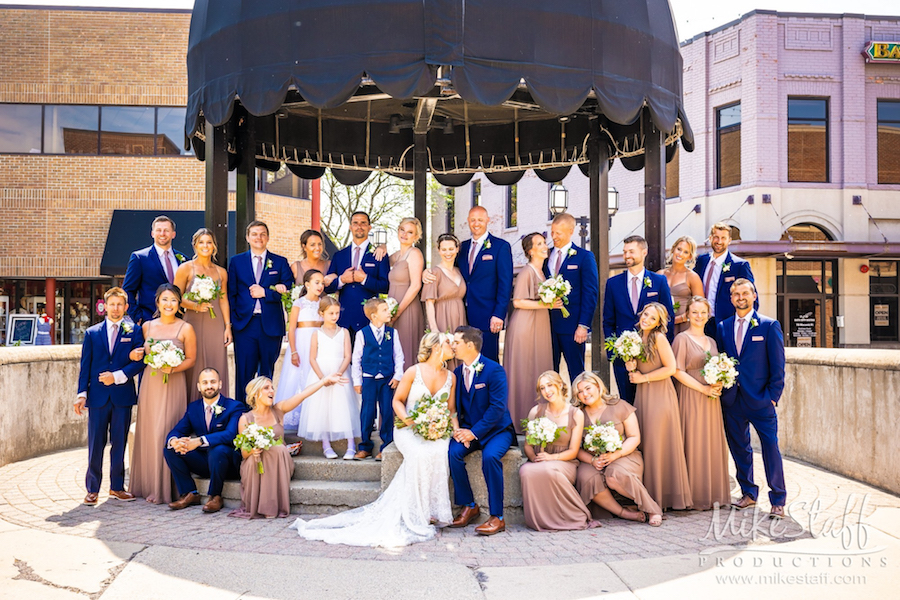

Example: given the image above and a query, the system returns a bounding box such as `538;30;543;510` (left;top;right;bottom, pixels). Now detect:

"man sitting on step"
164;368;247;513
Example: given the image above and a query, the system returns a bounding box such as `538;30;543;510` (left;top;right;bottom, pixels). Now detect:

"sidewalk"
1;447;898;599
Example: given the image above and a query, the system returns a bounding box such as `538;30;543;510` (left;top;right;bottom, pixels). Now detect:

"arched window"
780;223;833;242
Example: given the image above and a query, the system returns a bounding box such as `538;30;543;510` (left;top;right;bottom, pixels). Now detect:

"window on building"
472;179;481;207
100;106;156;155
0;104;42;153
877;100;900;184
716;103;741;189
666;144;680;198
156;107;194;156
788;97;829;182
44;105;100;154
446;188;455;232
870;260;899;342
506;184;517;228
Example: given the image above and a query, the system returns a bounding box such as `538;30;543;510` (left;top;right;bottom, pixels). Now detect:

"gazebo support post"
236;117;257;255
205;122;229;268
414;132;428;250
588;119;610;386
644;123;666;272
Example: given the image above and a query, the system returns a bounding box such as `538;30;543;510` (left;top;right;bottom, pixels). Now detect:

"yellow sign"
865;41;900;63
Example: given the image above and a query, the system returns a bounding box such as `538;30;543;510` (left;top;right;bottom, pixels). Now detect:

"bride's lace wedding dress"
290;365;453;547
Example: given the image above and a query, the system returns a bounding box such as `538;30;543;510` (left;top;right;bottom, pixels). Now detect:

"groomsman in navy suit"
448;326;515;536
164;368;247;513
716;279;787;518
75;287;144;505
602;235;674;404
122;215;187;325
228;220;294;404
325;211;390;338
542;213;599;379
694;222;756;337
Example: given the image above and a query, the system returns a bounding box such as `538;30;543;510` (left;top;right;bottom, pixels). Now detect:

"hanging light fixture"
548;182;569;215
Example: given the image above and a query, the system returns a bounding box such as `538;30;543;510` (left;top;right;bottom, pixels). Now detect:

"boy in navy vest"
351;297;405;460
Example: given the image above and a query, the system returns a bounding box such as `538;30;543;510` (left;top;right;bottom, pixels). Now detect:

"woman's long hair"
639;302;669;361
571;371;620;408
299;269;323;298
300;229;329;261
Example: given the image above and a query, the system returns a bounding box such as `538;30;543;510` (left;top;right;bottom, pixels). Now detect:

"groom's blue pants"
164;445;241;497
449;429;514;517
723;399;786;506
551;331;585;380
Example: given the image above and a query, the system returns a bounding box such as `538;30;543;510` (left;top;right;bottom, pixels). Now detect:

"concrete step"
291;455;381;482
285;433;385;457
193;478;382;515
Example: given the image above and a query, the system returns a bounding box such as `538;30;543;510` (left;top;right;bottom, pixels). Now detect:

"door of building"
776;259;837;348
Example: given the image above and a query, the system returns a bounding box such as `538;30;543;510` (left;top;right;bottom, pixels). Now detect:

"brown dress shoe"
202;495;224;513
83;492;99;506
770;505;785;519
109;490;136;502
475;516;505;536
732;494;757;510
168;492;201;510
449;505;481;528
353;451;371;461
375;453;383;462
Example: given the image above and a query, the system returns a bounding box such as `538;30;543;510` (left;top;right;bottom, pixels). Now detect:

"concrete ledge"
381;442;527;524
785;347;900;370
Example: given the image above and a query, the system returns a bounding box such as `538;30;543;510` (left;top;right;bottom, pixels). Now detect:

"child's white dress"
274;296;321;431
296;327;361;441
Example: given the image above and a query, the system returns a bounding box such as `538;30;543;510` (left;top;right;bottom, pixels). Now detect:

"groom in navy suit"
164;368;247;513
448;326;515;536
716;279;787;518
228;221;294;404
542;213;599;379
694;222;756;337
122;215;187;325
75;287;144;505
325;211;390;338
602;235;674;404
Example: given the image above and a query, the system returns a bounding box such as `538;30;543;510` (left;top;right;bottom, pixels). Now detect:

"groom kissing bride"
292;327;515;546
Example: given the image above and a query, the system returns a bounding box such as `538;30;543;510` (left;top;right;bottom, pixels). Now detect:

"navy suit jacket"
602;270;675;346
227;251;293;337
122;245;188;324
325;242;390;332
542;243;599;334
77;321;145;408
457;234;513;330
716;312;786;410
453;357;514;441
167;396;247;448
694;251;757;324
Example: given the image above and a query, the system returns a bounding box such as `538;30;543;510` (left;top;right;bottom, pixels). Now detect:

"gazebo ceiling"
186;0;693;181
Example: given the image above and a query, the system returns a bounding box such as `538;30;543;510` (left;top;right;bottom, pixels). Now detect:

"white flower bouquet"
538;276;573;318
521;416;566;451
271;284;304;313
397;391;453;441
184;274;222;318
143;339;185;384
233;423;282;474
700;353;739;391
604;330;645;365
583;421;623;456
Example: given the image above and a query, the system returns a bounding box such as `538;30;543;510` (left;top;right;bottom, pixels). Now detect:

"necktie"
163;251;175;283
554;250;564;276
704;261;716;298
630;276;639;314
736;319;746;354
353;245;361;270
464;366;472;391
109;322;118;354
205;404;213;429
376;328;383;344
468;240;479;272
254;255;263;283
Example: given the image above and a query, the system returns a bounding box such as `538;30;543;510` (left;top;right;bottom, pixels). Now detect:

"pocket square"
751;335;764;342
566;265;578;270
647;291;658;297
482;255;493;261
121;337;131;342
268;270;278;275
725;276;735;282
364;262;375;267
475;383;486;389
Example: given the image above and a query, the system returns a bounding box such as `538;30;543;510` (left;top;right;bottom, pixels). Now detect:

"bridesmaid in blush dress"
229;372;342;519
520;371;598;532
672;296;732;510
422;233;467;371
658;236;704;336
291;230;336;288
174;228;231;396
572;371;662;527
129;284;197;504
628;302;693;511
505;233;557;433
388;217;425;367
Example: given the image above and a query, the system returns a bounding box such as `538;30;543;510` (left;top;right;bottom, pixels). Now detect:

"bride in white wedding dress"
290;332;457;547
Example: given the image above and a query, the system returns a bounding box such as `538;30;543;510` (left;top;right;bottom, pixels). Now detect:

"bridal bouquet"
271;284;303;313
233;423;282;474
143;339;185;384
397;391;453;441
364;293;399;318
521;417;566;451
184;274;222;318
701;353;739;390
538;276;573;318
583;421;623;456
604;330;645;365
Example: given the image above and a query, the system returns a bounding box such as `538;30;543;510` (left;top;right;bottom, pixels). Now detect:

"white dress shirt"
703;253;728;317
351;324;405;386
77;318;129;399
154;244;180;280
549;242;572;276
167;397;220;449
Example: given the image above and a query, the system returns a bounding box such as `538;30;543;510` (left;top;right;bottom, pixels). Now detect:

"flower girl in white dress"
296;296;360;459
275;269;325;431
291;332;456;547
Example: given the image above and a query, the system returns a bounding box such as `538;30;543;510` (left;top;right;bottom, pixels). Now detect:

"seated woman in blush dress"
572;371;662;527
519;371;599;532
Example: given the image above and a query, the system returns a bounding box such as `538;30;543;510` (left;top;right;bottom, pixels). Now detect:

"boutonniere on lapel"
174;252;187;264
212;404;225;417
643;276;652;289
750;317;759;329
472;361;484;375
568;248;577;257
266;259;273;270
483;239;491;250
121;322;133;335
366;244;376;255
384;330;392;341
722;263;731;273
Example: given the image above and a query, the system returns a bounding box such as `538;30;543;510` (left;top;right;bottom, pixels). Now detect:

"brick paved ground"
0;448;897;569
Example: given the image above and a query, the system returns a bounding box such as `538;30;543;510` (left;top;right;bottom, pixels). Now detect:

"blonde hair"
104;286;128;303
684;295;711;319
318;295;340;314
244;376;272;409
191;228;219;262
399;217;423;243
639;302;669;361
571;371;620;408
536;370;569;403
363;297;386;319
416;331;444;363
710;222;732;236
667;235;696;268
